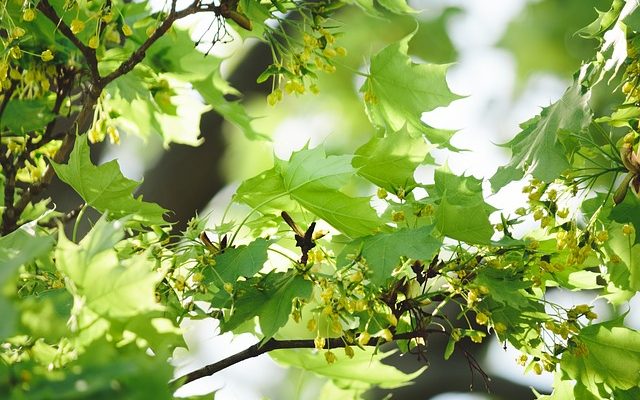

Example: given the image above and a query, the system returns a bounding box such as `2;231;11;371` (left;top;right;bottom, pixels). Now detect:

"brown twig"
1;0;203;235
99;0;199;88
173;328;447;387
8;90;99;234
0;80;17;118
37;203;84;228
36;0;100;83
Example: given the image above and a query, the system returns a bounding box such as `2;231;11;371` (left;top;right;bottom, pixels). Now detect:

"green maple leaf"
561;317;640;394
0;224;54;279
278;149;380;238
204;238;271;284
270;348;425;389
235;147;380;238
217;272;312;340
610;194;640;245
0;99;55;133
362;30;461;145
52;135;167;226
352;133;433;193
340;226;442;286
55;217;162;319
491;82;592;190
431;167;495;244
474;267;531;308
259;274;312;340
606;223;640;291
193;72;267;141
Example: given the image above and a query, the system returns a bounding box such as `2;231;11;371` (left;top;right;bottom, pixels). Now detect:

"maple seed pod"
613;172;634;205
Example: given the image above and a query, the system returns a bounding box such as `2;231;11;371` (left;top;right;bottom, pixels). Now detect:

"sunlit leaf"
491;82;592;190
270;348;425;389
561;317;640;394
56;217;162;319
51;135;167;226
339;225;442;286
353;133;433;193
362;30;461;144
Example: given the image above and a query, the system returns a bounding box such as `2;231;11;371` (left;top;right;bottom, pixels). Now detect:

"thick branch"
36;0;100;83
174;329;447;387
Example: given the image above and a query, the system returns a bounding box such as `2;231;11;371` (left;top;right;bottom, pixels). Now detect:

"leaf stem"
72;203;88;242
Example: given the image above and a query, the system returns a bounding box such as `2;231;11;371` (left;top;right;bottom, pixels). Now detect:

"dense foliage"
1;0;640;398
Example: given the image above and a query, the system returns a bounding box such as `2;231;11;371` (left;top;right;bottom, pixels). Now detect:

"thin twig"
100;0;199;88
0;80;17;118
37;203;84;228
173;328;447;387
36;0;100;83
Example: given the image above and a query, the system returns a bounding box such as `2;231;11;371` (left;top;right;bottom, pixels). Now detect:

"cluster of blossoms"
266;23;347;106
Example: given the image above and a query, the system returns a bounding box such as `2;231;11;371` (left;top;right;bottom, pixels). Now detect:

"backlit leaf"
52;135;167;226
362;30;461;144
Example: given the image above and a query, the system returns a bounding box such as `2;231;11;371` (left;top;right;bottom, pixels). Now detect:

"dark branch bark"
173;329;447;387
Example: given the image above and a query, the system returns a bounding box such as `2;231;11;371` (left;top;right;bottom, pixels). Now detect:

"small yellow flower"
344;345;354;359
102;11;114;23
12;27;26;39
40;50;54;62
314;336;326;350
70;19;85;34
23;8;36;22
533;362;543;375
335;47;347;56
357;332;370;347
10;46;22;60
306;318;317;332
475;312;489;325
88;35;100;49
322;47;337;58
391;211;405;222
122;24;133;36
324;350;336;364
623;224;635;236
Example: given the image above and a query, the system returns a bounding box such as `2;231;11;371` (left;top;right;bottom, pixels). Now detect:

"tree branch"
99;0;199;88
6;88;100;234
173;328;447;387
37;203;84;228
36;0;100;84
0;80;17;118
